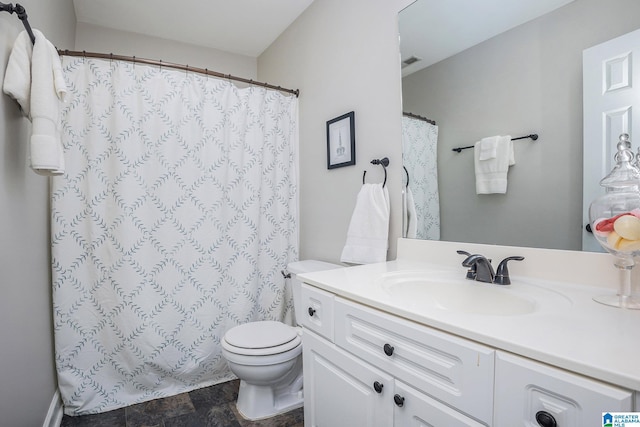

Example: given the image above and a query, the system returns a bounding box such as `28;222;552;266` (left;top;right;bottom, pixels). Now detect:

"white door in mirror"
583;28;640;252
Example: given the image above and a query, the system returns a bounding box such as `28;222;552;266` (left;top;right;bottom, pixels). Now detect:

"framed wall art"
326;111;355;169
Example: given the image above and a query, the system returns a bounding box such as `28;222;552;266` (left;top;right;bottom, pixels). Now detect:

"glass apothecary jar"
589;134;640;308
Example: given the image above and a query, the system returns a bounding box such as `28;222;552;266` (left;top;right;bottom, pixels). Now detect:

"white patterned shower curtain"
402;116;440;240
51;57;299;415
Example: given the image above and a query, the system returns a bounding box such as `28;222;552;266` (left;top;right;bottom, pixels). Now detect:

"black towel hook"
363;157;390;187
0;3;35;45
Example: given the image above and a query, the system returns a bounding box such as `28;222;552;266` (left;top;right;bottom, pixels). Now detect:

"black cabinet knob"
308;307;316;316
393;394;405;407
373;381;383;393
383;343;394;356
535;411;557;427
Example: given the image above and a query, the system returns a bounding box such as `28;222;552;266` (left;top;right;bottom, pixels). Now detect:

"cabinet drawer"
494;351;632;427
300;283;334;341
334;297;494;425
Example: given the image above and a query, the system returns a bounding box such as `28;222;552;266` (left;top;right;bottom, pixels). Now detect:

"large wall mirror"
399;0;640;251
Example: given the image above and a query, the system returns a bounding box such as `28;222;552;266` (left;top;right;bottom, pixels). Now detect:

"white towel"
474;135;514;194
3;29;68;175
478;136;498;160
404;186;418;239
3;31;32;116
340;183;390;264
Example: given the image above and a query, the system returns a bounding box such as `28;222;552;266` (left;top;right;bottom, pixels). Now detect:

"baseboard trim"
43;390;63;427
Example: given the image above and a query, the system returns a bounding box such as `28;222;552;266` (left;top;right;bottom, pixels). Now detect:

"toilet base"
236;379;304;421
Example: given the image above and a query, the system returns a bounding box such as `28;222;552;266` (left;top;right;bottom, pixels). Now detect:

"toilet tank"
287;260;341;325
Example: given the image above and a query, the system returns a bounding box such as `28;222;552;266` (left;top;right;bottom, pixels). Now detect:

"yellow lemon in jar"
613;215;640;241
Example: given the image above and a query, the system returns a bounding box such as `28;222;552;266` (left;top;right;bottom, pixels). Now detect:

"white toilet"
221;260;340;420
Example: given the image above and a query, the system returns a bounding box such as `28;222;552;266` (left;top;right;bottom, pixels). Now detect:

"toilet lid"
224;321;298;349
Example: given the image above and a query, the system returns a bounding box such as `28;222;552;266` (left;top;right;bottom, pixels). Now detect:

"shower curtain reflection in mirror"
402;115;440;240
51;57;299;415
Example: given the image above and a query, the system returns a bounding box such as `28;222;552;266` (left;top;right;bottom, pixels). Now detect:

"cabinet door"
303;329;393;427
494;351;632;427
394;381;487;427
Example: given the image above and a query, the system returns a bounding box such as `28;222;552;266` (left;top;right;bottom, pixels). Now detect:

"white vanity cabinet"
300;283;494;426
300;280;638;427
303;329;486;427
333;296;495;425
494;351;633;427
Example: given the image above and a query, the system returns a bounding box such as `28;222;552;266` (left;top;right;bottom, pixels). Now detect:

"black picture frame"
326;111;355;169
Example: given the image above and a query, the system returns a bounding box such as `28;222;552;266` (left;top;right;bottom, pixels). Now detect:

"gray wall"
402;0;640;250
75;22;257;79
259;0;410;263
0;1;76;425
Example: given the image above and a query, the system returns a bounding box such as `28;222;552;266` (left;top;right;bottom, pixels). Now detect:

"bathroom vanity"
297;239;640;427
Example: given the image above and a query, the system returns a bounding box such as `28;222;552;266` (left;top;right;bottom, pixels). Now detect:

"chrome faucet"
459;251;525;285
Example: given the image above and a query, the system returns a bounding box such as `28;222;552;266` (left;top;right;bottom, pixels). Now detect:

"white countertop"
298;258;640;391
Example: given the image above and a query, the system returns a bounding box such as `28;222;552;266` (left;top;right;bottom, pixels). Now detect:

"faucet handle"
494;256;525;285
457;250;476;279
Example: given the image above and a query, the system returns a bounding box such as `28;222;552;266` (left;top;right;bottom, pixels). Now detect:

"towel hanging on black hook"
363;157;390;187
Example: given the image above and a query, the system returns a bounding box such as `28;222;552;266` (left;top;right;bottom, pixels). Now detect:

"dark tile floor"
60;380;304;427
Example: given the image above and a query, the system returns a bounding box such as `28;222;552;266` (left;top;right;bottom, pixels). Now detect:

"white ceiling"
73;0;575;68
72;0;315;57
399;0;576;76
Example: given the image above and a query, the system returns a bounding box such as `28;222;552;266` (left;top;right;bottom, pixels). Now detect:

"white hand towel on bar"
3;29;68;175
474;135;514;194
340;183;390;264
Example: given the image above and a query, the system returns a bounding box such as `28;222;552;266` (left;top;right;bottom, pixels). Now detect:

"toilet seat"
223;321;301;356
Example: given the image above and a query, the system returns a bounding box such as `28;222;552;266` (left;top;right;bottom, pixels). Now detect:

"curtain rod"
403;111;436;125
57;49;300;98
0;2;35;44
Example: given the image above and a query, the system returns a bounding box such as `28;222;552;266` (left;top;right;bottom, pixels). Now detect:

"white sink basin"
377;271;570;316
